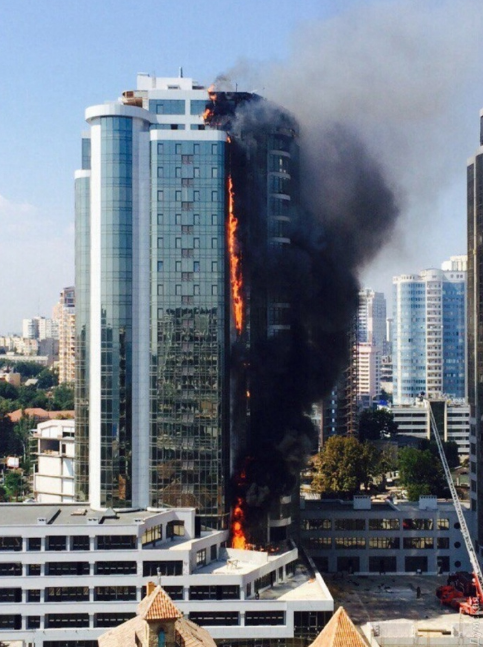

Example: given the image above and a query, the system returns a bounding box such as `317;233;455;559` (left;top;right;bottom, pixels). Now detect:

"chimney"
146;581;156;596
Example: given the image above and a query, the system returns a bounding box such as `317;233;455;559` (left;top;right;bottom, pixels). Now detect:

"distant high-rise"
356;288;386;406
75;74;299;533
55;287;75;384
392;261;466;405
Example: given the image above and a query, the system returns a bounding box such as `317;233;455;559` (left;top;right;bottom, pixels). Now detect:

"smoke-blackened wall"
210;92;399;520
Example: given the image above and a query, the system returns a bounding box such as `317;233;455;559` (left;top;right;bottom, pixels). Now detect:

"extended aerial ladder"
428;402;483;642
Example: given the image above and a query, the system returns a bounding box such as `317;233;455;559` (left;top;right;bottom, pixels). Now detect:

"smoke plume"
215;0;483;522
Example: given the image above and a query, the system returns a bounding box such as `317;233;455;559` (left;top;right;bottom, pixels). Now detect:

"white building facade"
0;504;333;646
33;420;75;503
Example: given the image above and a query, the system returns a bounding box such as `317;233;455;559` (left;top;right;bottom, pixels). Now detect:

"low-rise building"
33;420;75;503
0;504;333;646
392;398;470;457
301;495;470;575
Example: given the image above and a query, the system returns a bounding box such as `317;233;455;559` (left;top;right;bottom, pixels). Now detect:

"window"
403;518;433;530
196;549;206;567
211;238;217;248
97;536;136;550
95;613;136;628
211;261;218;272
211;285;218;296
95;562;137;575
189;611;238;626
193;261;200;273
211;191;218;202
437;537;450;549
164;586;184;600
141;524;163;547
211;214;217;226
152;100;185;115
302;518;331;530
47;562;89;576
211;144;218;155
303;537;332;549
0;615;21;630
194;238;200;248
157;190;164;202
182;178;193;187
157;143;164;155
47;536;67;551
182;248;193;258
190;586;239;600
246;611;285;626
175;285;181;296
0;537;21;551
369;537;400;549
182;272;193;282
175;144;182;154
211;168;218;178
27;616;41;630
175;238;181;248
405;556;428;572
182;225;193;235
190;100;209;115
46;587;89;602
368;556;397;573
294;612;329;638
28;564;41;576
194;285;200;295
438;518;450;530
157;167;164;178
94;586;136;601
28;538;41;551
369;518;400;530
194;167;200;178
46;614;90;629
403;537;434;549
335;518;365;531
70;536;90;551
194;191;200;201
334;537;366;549
0;588;21;602
0;563;21;576
182;155;193;164
27;589;41;602
182;202;193;212
175;167;181;178
143;561;182;576
176;261;182;272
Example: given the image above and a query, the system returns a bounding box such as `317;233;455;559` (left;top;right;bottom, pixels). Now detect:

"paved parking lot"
324;574;477;631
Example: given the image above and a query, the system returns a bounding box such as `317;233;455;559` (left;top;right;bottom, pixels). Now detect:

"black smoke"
209;93;399;520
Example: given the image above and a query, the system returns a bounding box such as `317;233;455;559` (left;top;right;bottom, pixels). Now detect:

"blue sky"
0;0;482;331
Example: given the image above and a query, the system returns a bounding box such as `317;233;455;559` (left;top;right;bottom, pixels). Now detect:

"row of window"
316;555;456;575
306;537;452;550
0;613;135;630
301;517;451;531
0;560;184;577
157;142;220;155
158;190;220;202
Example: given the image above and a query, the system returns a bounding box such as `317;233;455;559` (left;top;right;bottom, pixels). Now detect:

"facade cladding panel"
74;166;91;503
149;137;227;523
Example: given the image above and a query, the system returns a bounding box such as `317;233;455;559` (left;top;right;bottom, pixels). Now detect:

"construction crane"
428;401;483;640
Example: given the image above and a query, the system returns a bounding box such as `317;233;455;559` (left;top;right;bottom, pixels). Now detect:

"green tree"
0;382;19;401
6;362;44;379
398;447;448;500
0;414;22;456
311;436;383;498
51;384;74;410
36;367;59;389
358;409;398;442
418;438;460;469
4;471;23;501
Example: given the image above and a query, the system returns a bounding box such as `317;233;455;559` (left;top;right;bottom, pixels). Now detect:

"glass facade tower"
392;266;466;405
75;75;298;528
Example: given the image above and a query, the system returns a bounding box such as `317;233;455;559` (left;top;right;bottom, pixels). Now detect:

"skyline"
1;0;483;331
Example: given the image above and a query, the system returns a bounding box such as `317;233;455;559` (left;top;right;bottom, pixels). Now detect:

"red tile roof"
310;607;369;647
137;585;183;621
7;408;74;423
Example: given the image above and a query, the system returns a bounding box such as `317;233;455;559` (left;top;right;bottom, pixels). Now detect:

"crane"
428;401;483;643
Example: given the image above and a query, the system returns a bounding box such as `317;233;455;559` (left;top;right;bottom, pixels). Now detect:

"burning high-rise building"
75;74;299;534
75;72;398;546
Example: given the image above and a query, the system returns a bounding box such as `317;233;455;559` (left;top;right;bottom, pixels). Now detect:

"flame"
228;175;243;333
231;497;247;549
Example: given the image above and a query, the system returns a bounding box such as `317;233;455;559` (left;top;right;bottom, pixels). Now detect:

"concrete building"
33;420;75;503
56;286;76;384
392;398;470;457
75;73;300;537
392;262;466;405
356;343;381;408
0;503;333;646
356;289;386;408
300;495;470;575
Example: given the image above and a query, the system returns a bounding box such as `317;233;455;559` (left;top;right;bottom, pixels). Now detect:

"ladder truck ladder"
428;403;483;643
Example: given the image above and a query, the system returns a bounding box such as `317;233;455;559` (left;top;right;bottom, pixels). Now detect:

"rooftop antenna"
179;66;183;78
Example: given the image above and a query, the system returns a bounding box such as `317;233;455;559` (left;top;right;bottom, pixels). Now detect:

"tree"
311;436;383;498
51;384;74;410
398;447;448;500
0;382;19;401
36;367;59;389
4;471;23;501
418;438;460;469
358;409;398;442
5;361;44;379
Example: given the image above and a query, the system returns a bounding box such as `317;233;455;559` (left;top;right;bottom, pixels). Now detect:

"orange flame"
228;176;243;333
231;497;247;549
